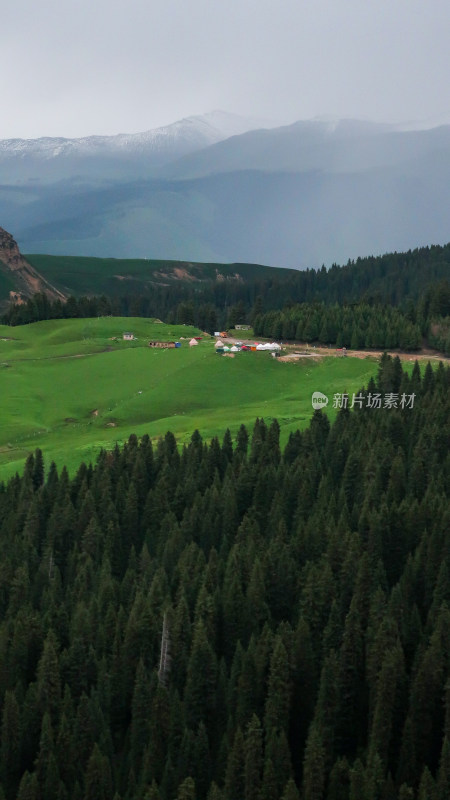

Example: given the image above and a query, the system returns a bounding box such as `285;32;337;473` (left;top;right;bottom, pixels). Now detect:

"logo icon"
312;391;329;410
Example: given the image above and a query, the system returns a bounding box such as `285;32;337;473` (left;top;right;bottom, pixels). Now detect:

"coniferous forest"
0;355;449;800
3;245;450;356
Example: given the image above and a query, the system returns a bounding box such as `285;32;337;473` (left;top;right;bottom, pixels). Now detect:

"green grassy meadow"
0;317;398;481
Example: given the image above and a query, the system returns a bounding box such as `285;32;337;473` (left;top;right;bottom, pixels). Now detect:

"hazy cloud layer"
2;0;450;138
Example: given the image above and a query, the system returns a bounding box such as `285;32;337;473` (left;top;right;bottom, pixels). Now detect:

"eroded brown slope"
0;227;66;303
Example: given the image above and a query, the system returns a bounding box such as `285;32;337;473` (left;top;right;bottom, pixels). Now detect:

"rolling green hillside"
24;254;294;298
0;317;382;480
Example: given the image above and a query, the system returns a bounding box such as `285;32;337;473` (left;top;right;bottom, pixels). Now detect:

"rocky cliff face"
0;227;65;303
0;226;25;271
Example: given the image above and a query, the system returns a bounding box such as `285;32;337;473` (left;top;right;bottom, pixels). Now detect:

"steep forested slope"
3;243;450;334
0;356;448;800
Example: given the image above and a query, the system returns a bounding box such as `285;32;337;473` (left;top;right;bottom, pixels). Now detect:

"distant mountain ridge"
159;118;450;179
0;111;277;184
0;113;450;267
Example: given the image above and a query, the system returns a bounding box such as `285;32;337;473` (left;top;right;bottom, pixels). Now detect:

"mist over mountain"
159;119;450;178
0;114;449;267
0;111;273;184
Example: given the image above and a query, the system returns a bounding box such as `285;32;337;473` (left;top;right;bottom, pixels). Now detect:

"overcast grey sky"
2;0;449;139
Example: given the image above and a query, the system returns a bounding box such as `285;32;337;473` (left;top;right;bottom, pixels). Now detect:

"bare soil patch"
278;354;322;362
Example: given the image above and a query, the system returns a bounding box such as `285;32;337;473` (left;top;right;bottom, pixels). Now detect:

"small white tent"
189;338;199;347
215;339;224;348
256;342;281;351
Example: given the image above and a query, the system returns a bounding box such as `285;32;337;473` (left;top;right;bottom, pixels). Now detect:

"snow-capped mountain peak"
0;111;274;159
0;111;279;183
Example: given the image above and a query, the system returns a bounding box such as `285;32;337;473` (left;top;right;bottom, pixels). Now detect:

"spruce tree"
336;598;365;755
130;659;151;775
176;777;196;800
16;771;39;800
0;690;21;796
224;728;244;800
261;758;278;800
417;766;437;800
264;636;291;737
302;723;326;800
437;736;450;800
281;778;300;800
244;715;263;800
184;620;218;737
83;744;112;800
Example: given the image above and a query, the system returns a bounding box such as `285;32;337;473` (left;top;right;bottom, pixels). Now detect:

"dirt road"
222;336;449;364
